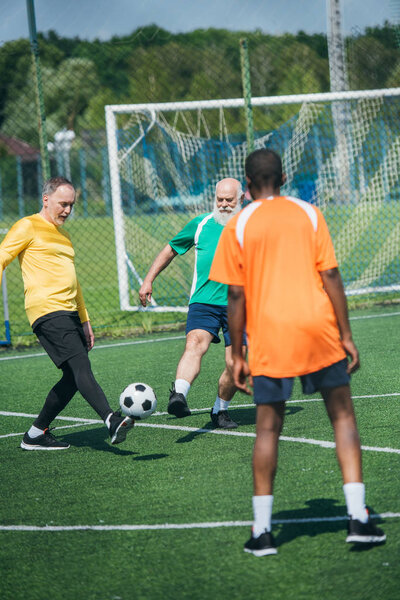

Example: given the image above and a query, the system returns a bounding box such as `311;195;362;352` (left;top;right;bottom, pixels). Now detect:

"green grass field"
0;305;399;600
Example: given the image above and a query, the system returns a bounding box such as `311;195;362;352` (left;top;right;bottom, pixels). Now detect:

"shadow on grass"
273;499;386;551
132;453;169;461
60;426;137;455
174;404;304;442
229;404;303;427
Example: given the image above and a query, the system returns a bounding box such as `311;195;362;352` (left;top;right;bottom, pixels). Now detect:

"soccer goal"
105;87;400;312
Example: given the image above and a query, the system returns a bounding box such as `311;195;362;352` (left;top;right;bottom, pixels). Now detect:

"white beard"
212;201;241;226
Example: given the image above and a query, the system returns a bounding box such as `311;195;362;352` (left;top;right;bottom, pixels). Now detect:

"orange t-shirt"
209;196;346;378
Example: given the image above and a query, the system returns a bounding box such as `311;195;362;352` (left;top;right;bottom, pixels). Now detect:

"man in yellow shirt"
0;177;134;450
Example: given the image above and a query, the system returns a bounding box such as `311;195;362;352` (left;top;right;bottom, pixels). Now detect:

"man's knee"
184;330;212;356
322;385;355;422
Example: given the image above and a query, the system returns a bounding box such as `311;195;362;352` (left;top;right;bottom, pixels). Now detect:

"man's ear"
281;173;287;186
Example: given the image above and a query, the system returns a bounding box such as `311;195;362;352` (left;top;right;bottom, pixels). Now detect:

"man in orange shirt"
210;149;385;555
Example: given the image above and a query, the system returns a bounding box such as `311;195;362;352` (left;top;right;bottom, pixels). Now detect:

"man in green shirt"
139;178;244;428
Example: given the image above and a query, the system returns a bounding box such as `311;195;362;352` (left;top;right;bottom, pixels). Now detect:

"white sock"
104;413;113;430
212;396;231;414
252;495;274;537
175;379;191;397
343;482;369;523
28;425;45;438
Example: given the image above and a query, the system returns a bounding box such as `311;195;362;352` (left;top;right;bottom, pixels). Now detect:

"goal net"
105;88;400;312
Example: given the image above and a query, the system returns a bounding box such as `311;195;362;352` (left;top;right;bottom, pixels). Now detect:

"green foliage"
0;23;398;146
347;36;399;89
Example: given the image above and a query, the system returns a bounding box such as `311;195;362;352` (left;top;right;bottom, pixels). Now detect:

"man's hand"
341;336;360;374
82;320;95;351
232;355;253;395
139;280;152;307
138;245;178;307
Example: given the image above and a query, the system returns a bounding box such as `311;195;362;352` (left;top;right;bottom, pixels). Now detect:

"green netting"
112;94;400;309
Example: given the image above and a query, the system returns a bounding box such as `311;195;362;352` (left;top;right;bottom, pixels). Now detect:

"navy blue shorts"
186;302;246;347
33;311;88;368
253;359;350;405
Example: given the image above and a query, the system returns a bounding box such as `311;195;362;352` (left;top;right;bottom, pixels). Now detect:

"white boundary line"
1;411;400;453
350;311;400;320
0;334;186;361
0;512;398;532
1;309;399;362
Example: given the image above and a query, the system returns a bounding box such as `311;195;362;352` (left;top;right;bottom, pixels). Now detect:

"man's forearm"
228;285;246;357
320;268;352;339
144;244;177;283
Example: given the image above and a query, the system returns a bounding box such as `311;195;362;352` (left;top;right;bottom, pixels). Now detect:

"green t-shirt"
169;213;227;306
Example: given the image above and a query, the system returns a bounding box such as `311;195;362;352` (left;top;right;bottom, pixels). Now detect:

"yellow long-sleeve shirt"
0;213;89;326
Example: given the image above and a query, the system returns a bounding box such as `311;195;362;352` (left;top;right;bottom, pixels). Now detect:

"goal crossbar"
106;88;400;312
106;87;400;115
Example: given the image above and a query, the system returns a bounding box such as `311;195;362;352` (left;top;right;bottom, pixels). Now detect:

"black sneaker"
168;384;191;418
210;409;238;429
20;429;70;451
108;411;135;445
346;516;386;544
244;530;278;556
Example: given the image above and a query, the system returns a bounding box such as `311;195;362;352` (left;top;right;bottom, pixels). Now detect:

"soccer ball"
119;382;157;420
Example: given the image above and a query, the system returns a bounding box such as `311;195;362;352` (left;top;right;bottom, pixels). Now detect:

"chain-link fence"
1;14;399;344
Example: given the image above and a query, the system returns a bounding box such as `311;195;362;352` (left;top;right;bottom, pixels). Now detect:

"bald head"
213;178;244;226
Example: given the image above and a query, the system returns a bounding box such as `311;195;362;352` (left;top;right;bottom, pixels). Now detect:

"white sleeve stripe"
190;213;214;299
286;196;318;231
235;202;262;248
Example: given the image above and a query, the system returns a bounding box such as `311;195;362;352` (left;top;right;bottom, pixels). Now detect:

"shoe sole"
110;417;135;445
346;534;386;544
244;547;278;557
20;442;70;450
168;401;191;418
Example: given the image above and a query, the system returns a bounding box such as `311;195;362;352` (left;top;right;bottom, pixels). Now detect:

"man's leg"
244;401;285;556
21;365;77;450
322;385;385;544
168;329;213;418
33;363;77;429
252;402;285;496
65;353;134;445
210;345;245;429
322;385;362;484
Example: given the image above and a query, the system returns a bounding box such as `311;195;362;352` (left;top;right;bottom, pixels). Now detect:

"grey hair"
215;180;243;201
42;177;74;197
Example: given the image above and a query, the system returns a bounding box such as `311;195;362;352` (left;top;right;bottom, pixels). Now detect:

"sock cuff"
175;379;191;397
343;482;365;492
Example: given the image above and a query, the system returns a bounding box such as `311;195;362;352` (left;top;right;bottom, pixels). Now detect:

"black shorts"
32;311;88;368
253;359;350;405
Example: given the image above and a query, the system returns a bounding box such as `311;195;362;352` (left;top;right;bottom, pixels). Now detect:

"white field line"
1;309;399;362
153;392;400;415
350;311;400;320
1;410;400;454
0;512;399;533
0;335;186;362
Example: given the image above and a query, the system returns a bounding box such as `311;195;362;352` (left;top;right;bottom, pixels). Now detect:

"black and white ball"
119;382;157;420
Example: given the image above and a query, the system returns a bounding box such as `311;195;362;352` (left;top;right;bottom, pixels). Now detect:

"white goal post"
105;87;400;312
